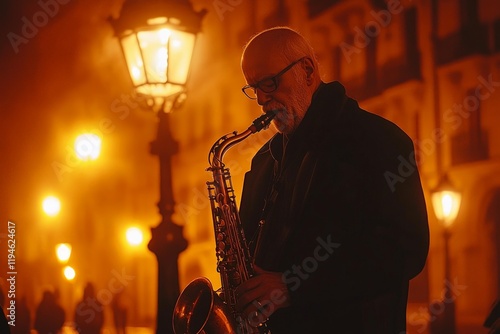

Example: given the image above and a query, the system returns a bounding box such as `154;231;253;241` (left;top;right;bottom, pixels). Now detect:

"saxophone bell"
172;277;240;334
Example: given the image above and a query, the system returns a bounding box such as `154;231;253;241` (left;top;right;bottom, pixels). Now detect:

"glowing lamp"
63;266;76;281
126;227;144;246
75;133;102;161
109;0;205;108
431;175;461;228
42;196;61;217
55;243;72;263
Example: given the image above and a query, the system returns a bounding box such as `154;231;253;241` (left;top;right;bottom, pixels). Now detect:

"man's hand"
235;265;291;326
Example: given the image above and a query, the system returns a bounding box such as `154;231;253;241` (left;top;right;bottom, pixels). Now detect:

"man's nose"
256;89;272;106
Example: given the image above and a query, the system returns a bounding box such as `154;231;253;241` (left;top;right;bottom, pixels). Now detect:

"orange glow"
42;196;61;217
74;133;102;161
55;243;72;263
126;226;144;246
63;266;76;281
431;189;461;228
120;27;195;99
147;17;168;25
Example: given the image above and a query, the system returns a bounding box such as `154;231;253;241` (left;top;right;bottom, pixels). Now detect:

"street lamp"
431;174;461;333
125;225;146;326
110;1;205;333
42;196;61;217
74;133;102;161
55;243;72;264
63;265;76;281
109;0;205;112
126;226;144;247
431;175;461;229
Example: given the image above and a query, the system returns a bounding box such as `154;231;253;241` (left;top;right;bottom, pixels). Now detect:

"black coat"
239;81;429;333
0;307;10;334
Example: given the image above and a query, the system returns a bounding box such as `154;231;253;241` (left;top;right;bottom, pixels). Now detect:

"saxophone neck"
209;111;277;168
209;129;253;169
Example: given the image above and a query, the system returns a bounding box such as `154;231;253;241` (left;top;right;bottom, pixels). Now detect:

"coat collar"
268;81;349;163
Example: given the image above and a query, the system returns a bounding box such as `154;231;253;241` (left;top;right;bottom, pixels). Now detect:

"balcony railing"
379;52;421;90
435;23;490;66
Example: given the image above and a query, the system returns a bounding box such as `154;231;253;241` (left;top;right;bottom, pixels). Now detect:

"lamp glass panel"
121;34;146;86
56;243;72;263
431;190;461;227
168;30;196;84
137;28;171;84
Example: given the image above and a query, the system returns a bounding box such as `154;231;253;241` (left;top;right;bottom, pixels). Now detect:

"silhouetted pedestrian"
111;290;128;334
34;290;65;334
74;282;104;334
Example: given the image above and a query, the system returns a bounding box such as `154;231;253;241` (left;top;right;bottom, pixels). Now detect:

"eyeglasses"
241;57;306;100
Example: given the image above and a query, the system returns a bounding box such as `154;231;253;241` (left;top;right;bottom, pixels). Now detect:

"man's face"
242;56;312;134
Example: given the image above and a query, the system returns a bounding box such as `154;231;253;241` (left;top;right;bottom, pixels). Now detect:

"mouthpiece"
250;110;277;133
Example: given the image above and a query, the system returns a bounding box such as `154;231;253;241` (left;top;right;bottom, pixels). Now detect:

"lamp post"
109;1;205;333
431;174;461;334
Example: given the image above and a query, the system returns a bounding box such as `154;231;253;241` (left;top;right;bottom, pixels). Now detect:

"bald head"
241;27;319;75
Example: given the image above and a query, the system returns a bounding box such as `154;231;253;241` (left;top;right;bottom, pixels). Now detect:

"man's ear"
302;57;315;84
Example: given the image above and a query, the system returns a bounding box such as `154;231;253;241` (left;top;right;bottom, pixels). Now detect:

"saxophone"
172;111;276;334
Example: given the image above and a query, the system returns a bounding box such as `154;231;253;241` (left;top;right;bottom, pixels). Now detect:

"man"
234;27;429;333
34;290;65;334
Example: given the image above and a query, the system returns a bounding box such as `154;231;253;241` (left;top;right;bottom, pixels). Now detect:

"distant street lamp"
55;243;72;264
74;133;102;161
63;265;76;281
109;1;205;333
125;225;146;326
431;174;461;334
431;175;461;229
42;196;61;217
126;226;144;247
